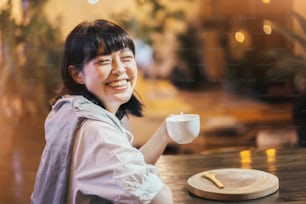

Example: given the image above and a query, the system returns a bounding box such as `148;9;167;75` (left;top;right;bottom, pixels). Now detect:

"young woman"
31;19;173;204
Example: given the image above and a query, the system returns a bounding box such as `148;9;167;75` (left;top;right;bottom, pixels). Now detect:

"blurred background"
1;0;306;202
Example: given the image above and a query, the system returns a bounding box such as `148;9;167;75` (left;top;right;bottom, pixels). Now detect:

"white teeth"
108;79;128;87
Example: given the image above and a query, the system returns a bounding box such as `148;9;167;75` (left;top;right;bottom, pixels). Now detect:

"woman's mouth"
106;79;129;87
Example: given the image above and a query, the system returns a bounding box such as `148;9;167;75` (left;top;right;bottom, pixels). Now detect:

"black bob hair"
52;19;143;119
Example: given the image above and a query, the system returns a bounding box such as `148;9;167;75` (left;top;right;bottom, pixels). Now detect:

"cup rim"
166;113;199;122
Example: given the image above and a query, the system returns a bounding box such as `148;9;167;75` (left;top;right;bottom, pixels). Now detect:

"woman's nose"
111;58;126;75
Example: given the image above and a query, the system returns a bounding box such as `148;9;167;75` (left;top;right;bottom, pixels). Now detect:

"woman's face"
78;47;137;113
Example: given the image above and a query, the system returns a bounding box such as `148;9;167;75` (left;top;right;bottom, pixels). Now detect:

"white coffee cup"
166;114;200;144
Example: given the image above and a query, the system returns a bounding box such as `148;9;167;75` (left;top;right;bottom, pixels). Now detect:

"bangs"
102;32;135;55
83;21;135;63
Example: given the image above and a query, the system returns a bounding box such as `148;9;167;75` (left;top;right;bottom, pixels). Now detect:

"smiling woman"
31;19;174;204
69;47;138;114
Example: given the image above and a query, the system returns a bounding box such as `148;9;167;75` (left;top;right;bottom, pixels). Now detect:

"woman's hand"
157;121;173;143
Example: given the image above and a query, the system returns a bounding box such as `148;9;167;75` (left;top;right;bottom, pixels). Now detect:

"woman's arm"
151;184;173;204
139;122;172;164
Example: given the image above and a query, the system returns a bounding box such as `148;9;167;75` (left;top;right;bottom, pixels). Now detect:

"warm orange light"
262;0;271;4
263;20;272;35
240;150;252;169
265;148;276;163
235;31;245;43
265;148;277;173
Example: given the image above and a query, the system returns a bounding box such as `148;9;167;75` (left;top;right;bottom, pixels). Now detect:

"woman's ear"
68;65;84;84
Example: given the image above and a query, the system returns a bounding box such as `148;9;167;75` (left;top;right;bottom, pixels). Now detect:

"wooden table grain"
156;148;306;204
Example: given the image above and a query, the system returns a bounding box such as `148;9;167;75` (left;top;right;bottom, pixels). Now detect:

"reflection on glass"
240;150;252;169
265;148;277;173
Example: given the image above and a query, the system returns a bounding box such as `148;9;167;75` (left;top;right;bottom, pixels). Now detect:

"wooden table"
156;147;306;204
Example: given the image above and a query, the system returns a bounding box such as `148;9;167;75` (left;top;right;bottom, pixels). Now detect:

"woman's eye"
122;55;134;62
96;59;111;65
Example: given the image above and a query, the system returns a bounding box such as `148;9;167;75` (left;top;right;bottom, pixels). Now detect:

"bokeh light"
235;31;245;43
263;20;272;35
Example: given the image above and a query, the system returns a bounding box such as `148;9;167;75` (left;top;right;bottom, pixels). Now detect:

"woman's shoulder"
51;95;125;132
73;95;126;131
55;95;110;119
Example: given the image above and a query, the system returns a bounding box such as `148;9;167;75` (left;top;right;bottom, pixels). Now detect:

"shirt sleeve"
70;119;164;204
